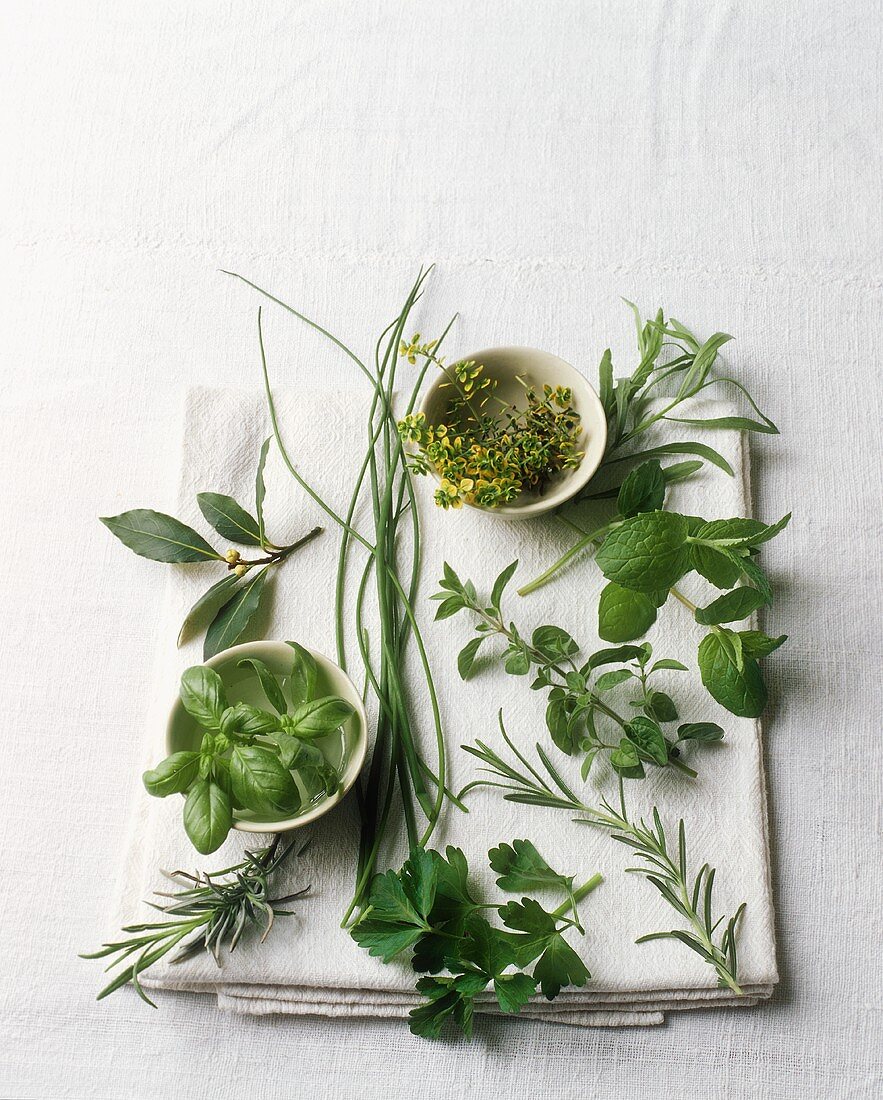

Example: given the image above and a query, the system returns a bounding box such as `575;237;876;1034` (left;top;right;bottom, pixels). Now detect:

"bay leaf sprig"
81;836;308;1006
147;645;352;854
350;842;601;1038
459;721;746;994
101;442;322;658
434;561;724;779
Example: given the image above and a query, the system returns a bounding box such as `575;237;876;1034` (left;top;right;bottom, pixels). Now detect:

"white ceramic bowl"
165;640;369;833
418;345;607;518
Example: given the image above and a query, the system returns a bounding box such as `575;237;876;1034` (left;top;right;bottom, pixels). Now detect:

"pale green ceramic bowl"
165;640;369;833
419;345;607;518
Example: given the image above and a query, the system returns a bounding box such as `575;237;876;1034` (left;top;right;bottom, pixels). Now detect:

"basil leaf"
457;636;484;680
197;492;263;547
203;567;270;659
676;722;725;743
220;702;279;737
255;436;271;550
177;574;242;648
738;631;787;658
180;666;228;728
287;642;318;704
230;744;301;817
616;460;665;517
142;751;200;797
698;633;767;717
596;511;691;592
695;587;768;625
237;657;288;714
101;509;221;562
288;695;354;738
183;779;232;854
625;717;669;765
597;582;658;642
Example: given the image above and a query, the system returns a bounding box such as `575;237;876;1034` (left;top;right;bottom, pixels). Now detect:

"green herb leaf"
142;752;200;798
596;511;691;592
491;560;518;610
531;625;578;660
182;779;232;854
644;690;678;723
649;658;688;672
177;574;242;648
676;722;725;742
499;898;590;999
457;636;484;680
101;509;222;563
230;744;301;817
197;492;263;547
738;630;787;658
488;839;573;895
255;436;271;550
179;666;228;729
598;580;659;642
698;632;767;717
624;717;669;765
695;587;768;625
617;459;666;517
610;737;644;778
203;567;270;659
594;668;633;692
586;644;646;668
288;695;354;738
237;657;288;714
287;642;318;704
690;543;744;589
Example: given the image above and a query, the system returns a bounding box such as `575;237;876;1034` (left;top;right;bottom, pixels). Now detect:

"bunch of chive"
225;269;459;921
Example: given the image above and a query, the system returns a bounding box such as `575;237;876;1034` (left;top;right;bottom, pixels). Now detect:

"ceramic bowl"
418;345;607;518
165;640;369;833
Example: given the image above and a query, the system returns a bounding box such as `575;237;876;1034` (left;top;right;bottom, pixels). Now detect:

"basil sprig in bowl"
148;640;368;854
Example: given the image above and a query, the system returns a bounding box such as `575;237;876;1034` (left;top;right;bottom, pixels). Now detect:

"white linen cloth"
117;384;777;1025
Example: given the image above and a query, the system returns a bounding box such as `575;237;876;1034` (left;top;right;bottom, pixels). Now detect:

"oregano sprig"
433;561;724;779
101;441;322;658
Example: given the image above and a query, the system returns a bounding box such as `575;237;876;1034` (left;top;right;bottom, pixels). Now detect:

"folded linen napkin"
116;384;777;1027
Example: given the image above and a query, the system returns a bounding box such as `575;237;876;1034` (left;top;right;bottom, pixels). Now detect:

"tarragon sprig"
459;719;746;994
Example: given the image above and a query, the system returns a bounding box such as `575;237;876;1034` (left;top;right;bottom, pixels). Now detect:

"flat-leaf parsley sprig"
433;561;724;779
81;836;309;1006
101;441;322;658
459;721;746;995
350;841;602;1038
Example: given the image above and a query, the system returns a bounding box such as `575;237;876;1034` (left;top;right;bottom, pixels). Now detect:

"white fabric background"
0;1;880;1097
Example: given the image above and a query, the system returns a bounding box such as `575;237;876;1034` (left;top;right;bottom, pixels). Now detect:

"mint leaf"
596;512;691;592
739;630;787;658
695;587;768;625
698;632;767;717
690;543;744;589
617;459;666;517
597;582;659;642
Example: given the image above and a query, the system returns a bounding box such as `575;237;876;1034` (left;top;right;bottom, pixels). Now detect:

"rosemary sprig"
460;718;746;994
81;836;308;1006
